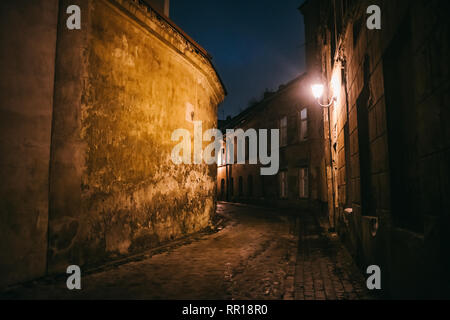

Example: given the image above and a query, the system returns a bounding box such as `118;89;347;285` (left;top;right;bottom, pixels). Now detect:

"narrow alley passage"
1;203;371;300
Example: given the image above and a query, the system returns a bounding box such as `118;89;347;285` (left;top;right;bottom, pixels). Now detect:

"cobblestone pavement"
1;203;372;300
291;212;372;300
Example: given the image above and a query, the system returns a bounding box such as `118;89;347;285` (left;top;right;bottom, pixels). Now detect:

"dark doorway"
238;176;243;197
383;14;422;232
220;179;225;200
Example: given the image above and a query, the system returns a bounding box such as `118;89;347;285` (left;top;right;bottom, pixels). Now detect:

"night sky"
171;0;307;119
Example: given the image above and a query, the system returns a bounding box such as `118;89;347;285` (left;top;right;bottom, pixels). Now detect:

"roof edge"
140;0;227;96
221;73;308;129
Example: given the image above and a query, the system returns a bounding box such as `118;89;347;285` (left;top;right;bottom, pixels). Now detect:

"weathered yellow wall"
47;0;224;273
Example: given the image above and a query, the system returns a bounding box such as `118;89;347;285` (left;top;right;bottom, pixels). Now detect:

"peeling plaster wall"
46;0;224;274
0;0;224;285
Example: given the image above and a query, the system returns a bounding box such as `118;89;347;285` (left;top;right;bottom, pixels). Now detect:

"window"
230;177;234;196
220;179;225;198
238;176;243;196
280;171;288;199
234;136;238;163
245;136;250;161
299;167;309;199
299;108;308;141
219;144;226;166
280;116;287;147
248;175;253;197
260;176;265;197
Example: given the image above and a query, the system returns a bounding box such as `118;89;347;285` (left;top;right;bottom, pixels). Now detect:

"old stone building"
0;0;225;287
217;75;327;212
300;0;450;298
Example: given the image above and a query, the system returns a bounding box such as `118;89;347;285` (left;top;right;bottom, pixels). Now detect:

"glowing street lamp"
311;83;336;107
311;84;324;99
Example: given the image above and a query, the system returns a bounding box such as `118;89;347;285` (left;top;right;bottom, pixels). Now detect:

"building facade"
301;0;450;298
217;75;327;212
0;0;225;287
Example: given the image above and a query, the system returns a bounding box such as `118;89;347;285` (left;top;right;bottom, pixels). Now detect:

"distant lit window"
299;167;309;199
226;135;234;164
280;116;287;147
219;144;226;166
280;171;288;199
234;137;238;163
222;147;226;165
299;108;308;141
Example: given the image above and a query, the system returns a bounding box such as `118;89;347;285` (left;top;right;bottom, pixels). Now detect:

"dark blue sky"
171;0;307;119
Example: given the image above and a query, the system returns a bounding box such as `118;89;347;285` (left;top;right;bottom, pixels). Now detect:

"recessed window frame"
299;108;308;141
299;167;309;199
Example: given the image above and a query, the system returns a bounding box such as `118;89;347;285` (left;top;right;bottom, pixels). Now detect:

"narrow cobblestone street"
1;203;371;300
